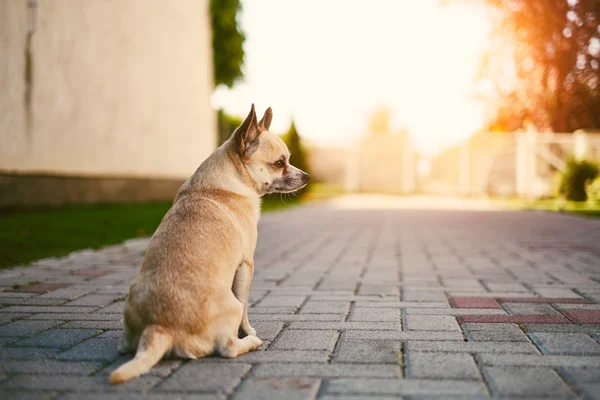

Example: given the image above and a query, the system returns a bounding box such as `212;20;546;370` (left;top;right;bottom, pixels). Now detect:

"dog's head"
232;104;310;196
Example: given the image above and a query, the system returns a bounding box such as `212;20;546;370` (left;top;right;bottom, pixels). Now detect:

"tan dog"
110;105;309;384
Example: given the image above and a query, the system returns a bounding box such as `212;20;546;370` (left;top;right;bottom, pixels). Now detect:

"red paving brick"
449;297;502;309
560;309;600;324
72;269;111;277
13;283;70;294
496;297;592;304
458;315;571;324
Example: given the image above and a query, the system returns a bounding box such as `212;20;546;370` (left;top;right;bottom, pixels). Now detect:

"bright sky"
211;0;493;155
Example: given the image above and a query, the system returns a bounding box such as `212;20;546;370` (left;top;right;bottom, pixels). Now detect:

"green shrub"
558;157;599;201
280;121;310;178
587;177;600;205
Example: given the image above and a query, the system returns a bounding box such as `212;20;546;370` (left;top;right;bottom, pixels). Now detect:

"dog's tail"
109;325;172;385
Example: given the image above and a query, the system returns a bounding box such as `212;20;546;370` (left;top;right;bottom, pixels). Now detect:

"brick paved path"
1;196;600;399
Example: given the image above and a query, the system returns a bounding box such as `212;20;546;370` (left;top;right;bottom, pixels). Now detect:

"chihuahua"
110;105;309;384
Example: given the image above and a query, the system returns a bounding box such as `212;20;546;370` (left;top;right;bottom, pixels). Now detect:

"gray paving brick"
271;329;339;351
0;347;61;359
233;350;329;363
334;339;400;364
559;367;600;383
463;323;529;342
15;328;101;348
257;296;307;307
0;390;58;400
93;301;125;313
349;307;399;322
483;367;574;397
65;294;121;307
300;301;350;314
529;332;600;355
405;308;506;315
326;378;488;396
249;307;297;314
3;374;161;392
522;324;600;334
157;362;251;392
289;321;399;330
250;314;345;322
406;352;480;379
0;298;67;306
344;330;463;341
253;321;285;341
0;360;102;375
0;313;31;325
231;377;320;400
354;301;449;308
0;306;98;313
58;337;120;361
502;302;561;315
252;363;400;378
60;320;122;330
478;353;600;367
58;394;221;400
406;341;538;353
405;315;460;331
26;312;122;321
0;319;65;337
403;291;448;301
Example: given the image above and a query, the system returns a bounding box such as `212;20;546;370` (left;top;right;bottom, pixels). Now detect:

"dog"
110;105;309;384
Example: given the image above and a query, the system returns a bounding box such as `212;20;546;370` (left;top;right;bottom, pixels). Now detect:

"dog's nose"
302;172;310;183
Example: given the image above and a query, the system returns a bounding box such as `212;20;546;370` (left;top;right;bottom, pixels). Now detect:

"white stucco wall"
0;0;216;179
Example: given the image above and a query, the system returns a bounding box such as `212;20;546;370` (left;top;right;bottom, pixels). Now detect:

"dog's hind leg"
215;293;262;358
218;335;263;358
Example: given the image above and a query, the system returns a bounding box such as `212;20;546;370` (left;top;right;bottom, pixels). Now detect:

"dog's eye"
274;160;285;168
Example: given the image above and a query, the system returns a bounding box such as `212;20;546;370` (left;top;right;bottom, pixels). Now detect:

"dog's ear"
258;107;273;131
234;104;261;157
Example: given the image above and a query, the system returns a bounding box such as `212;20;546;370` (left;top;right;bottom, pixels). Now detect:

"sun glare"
212;0;495;155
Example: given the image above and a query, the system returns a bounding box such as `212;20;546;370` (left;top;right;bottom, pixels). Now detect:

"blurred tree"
216;109;242;146
367;106;392;135
210;0;245;88
475;0;600;132
281;121;310;179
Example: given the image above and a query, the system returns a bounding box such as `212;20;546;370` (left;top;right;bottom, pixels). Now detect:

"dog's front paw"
244;326;257;337
247;335;263;350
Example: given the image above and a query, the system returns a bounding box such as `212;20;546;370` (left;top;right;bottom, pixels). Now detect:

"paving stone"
406;341;538;354
354;301;449;308
326;378;488;396
26;312;122;321
299;301;350;314
157;362;251;392
449;297;501;309
334;339;400;364
478;353;600;367
60;320;122;330
350;307;399;322
0;313;31;325
3;374;161;392
462;323;528;342
0;319;65;337
406;352;480;379
406;315;460;331
271;330;339;351
405;308;506;315
250;314;345;322
559;367;600;383
0;298;68;306
502;302;561;315
15;328;101;348
249;307;298;314
0;306;98;314
0;390;58;400
289;321;400;330
65;294;121;307
483;366;575;397
231;377;320;400
561;309;600;324
498;297;592;304
0;347;61;359
58;337;120;361
257;296;307;307
93;301;125;313
458;315;570;324
234;350;329;363
253;321;285;341
12;283;71;294
0;360;102;375
37;286;96;300
403;291;448;301
529;332;600;355
344;330;463;341
58;394;220;400
252;363;400;378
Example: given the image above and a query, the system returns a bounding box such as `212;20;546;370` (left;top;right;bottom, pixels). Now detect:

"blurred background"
1;0;600;266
